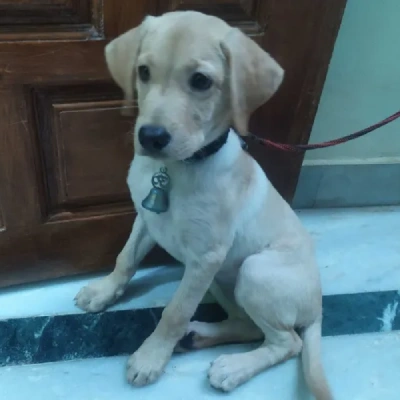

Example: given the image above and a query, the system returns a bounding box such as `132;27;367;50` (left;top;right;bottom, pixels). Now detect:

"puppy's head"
105;11;284;160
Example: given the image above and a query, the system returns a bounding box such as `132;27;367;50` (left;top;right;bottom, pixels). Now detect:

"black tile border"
322;290;400;336
0;304;226;367
1;290;399;367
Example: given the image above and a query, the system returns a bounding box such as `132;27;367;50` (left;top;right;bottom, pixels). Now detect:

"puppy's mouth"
138;147;169;160
137;140;204;162
138;147;194;162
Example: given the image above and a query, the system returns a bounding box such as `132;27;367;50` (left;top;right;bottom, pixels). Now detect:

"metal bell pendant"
141;167;171;214
142;187;169;214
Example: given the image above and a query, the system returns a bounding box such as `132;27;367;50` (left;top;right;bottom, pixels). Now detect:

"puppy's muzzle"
139;125;171;151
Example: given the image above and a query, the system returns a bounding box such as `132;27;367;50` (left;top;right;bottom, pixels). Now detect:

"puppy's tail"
301;319;333;400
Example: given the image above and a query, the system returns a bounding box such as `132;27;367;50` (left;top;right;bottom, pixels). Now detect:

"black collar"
184;129;248;162
184;129;230;163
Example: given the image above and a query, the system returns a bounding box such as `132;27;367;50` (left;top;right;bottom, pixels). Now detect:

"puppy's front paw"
74;275;125;313
126;347;170;387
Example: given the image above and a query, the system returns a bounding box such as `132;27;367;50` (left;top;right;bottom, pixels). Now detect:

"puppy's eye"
138;65;150;83
190;72;213;91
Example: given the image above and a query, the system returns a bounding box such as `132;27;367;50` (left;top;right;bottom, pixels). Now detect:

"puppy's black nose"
138;125;171;151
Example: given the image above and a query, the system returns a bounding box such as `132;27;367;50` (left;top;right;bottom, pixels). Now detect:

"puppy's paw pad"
208;354;251;392
175;331;196;353
175;321;216;352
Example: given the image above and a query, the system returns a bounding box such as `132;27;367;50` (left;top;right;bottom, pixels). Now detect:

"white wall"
305;0;400;164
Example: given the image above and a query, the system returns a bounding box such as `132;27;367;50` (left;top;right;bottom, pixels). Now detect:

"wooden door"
0;0;346;287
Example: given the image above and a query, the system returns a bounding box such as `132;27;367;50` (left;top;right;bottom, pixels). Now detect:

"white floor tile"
0;207;399;320
1;332;399;400
0;266;200;320
299;207;400;295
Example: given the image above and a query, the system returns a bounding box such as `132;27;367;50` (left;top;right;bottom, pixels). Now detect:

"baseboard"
293;162;400;208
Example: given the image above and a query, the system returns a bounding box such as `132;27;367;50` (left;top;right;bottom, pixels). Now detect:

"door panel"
0;0;346;287
0;0;103;41
32;85;133;210
159;0;268;35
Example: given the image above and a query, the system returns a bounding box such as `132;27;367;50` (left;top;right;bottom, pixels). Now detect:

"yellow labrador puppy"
75;11;332;400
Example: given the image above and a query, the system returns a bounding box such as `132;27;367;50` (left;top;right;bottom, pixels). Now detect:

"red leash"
248;109;400;152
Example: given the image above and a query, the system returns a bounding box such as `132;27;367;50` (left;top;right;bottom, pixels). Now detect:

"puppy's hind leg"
176;280;263;352
208;251;332;400
209;325;302;393
176;318;263;352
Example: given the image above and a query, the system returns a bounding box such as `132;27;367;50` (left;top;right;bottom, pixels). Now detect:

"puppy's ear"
221;28;284;136
105;16;154;115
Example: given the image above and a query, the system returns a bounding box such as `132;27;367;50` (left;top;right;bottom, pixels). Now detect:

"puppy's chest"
127;158;217;260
